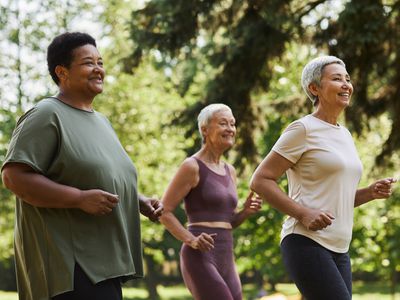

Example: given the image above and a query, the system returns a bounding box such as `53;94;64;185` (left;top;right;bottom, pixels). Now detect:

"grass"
0;282;399;299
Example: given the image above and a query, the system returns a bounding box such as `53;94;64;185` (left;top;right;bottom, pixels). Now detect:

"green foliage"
126;0;306;169
1;0;400;295
315;0;400;165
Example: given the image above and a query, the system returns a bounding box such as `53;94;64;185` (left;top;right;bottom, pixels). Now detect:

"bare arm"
355;178;396;207
250;151;334;231
228;164;262;228
2;162;119;216
160;158;216;251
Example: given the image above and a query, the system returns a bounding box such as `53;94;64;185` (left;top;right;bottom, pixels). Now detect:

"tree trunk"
390;268;397;300
143;254;160;300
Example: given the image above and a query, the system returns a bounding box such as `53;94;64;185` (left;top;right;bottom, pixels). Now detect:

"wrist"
184;237;196;249
295;205;308;222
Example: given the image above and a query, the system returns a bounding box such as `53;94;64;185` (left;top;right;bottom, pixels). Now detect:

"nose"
341;81;352;91
227;124;236;133
93;64;105;75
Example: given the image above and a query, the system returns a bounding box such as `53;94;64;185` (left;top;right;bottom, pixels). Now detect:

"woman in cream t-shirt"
251;56;395;300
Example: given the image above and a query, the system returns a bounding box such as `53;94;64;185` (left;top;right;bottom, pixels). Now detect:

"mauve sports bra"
183;157;238;223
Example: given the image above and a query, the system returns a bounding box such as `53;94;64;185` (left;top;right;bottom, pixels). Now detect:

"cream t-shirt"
272;114;363;253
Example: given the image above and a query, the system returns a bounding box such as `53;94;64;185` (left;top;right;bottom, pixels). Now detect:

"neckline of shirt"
193;157;227;177
49;96;95;114
308;114;341;129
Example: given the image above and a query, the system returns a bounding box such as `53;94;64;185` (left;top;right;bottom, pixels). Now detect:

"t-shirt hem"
280;231;350;253
1;158;44;174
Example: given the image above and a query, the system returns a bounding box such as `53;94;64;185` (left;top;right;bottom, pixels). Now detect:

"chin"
92;88;103;95
223;141;235;150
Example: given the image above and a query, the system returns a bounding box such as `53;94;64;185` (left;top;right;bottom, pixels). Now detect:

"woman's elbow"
250;173;261;193
2;167;14;190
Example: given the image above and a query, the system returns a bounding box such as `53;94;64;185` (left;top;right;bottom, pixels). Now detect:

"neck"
312;106;343;125
57;90;94;112
197;146;224;164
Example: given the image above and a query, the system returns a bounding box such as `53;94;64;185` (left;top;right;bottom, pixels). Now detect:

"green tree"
315;0;400;165
124;0;322;169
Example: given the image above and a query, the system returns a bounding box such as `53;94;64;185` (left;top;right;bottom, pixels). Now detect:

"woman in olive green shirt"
1;32;162;300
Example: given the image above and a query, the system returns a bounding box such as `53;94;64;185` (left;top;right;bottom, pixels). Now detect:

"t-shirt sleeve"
272;120;306;164
2;105;59;174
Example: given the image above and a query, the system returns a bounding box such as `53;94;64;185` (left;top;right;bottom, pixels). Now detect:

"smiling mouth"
338;92;350;97
90;78;103;83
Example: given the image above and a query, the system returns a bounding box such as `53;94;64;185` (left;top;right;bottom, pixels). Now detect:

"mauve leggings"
281;234;352;300
180;226;242;300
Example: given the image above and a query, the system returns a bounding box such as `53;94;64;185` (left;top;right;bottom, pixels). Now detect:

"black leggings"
52;263;122;300
281;234;352;300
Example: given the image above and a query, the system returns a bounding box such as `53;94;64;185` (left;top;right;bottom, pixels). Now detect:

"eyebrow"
330;73;350;77
80;56;103;61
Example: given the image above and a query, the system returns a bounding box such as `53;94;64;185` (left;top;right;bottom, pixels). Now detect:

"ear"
55;65;68;83
201;125;208;138
308;82;319;97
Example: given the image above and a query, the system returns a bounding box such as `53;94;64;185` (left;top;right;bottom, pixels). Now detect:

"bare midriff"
188;221;232;229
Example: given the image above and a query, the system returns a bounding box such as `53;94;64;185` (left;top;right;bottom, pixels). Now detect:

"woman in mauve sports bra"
160;103;262;300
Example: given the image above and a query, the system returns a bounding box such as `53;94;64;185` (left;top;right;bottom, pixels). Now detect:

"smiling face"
309;63;353;110
202;109;236;150
56;44;105;98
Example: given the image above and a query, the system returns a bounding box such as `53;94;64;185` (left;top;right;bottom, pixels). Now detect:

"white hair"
301;55;346;104
197;103;232;142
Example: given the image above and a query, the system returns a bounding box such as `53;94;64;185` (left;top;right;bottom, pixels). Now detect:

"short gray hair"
198;103;232;142
301;55;346;104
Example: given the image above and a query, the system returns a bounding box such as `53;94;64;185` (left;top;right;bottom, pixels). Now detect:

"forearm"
3;169;82;208
231;210;251;228
160;212;195;244
354;187;373;207
250;177;305;220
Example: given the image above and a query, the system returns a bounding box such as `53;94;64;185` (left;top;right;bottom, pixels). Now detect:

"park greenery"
1;0;400;299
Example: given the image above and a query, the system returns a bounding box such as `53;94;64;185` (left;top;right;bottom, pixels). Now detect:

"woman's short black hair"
47;32;97;85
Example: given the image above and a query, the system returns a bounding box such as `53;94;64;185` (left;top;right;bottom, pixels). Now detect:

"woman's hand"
186;233;217;252
243;191;263;215
299;207;335;231
139;195;163;222
368;178;397;200
78;189;119;216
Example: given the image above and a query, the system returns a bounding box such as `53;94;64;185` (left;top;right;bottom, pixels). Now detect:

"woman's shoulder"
29;97;65;116
180;156;200;173
281;117;307;137
15;98;58;125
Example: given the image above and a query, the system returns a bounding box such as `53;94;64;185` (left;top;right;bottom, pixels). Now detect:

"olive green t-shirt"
2;97;143;300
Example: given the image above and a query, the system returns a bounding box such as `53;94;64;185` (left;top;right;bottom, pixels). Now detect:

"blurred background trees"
1;0;399;298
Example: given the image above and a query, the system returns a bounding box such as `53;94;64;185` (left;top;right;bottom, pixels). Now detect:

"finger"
209;233;218;239
154;206;163;215
253;200;263;207
321;214;334;225
202;233;217;243
105;202;117;210
197;239;214;251
323;211;335;220
105;193;119;203
99;207;112;216
247;191;254;199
